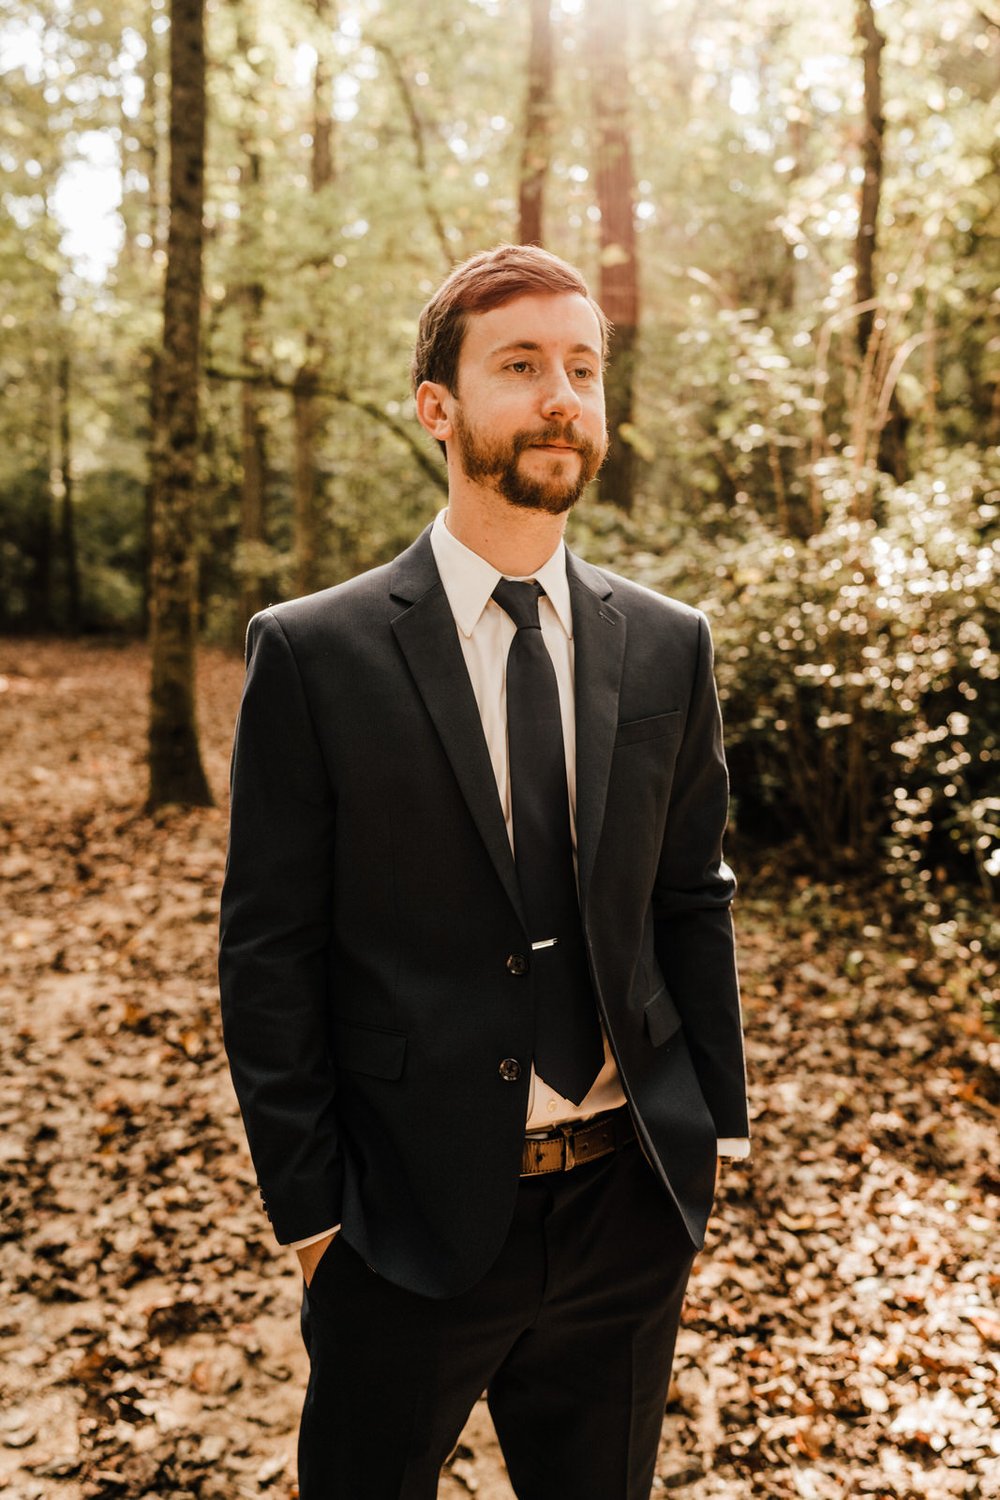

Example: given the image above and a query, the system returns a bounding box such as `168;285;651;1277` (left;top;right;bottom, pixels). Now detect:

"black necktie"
492;579;603;1104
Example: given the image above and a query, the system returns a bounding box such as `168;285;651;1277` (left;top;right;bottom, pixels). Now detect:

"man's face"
447;293;608;515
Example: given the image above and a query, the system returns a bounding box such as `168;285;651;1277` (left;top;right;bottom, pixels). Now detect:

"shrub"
571;447;999;898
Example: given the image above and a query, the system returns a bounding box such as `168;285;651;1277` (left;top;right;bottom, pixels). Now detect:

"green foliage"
572;445;999;897
0;465;146;631
0;468;52;629
76;469;147;630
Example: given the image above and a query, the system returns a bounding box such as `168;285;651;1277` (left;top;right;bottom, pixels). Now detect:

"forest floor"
0;638;997;1500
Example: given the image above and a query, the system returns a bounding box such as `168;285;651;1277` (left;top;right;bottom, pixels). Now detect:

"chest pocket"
614;711;682;748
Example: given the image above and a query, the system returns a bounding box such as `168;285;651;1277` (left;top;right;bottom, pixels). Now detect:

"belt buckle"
558;1122;576;1171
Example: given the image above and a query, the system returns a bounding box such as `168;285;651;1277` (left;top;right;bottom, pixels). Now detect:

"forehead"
460;292;603;365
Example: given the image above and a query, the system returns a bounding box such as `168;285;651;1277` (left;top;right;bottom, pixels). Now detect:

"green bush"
0;468;54;629
571;447;999;898
76;469;146;631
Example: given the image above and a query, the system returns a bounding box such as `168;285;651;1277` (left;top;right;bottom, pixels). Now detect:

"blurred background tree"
147;0;212;808
0;0;997;904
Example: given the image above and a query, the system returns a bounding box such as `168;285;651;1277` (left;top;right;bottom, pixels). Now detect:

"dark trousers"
297;1138;698;1500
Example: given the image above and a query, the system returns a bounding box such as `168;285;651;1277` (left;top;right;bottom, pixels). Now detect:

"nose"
540;367;582;423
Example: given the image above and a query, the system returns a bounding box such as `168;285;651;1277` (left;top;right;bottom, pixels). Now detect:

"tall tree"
372;39;451;267
235;0;270;630
854;0;884;362
238;267;269;629
292;0;338;600
854;0;908;480
147;0;212;809
518;0;555;246
133;2;171;631
311;0;335;193
586;0;639;512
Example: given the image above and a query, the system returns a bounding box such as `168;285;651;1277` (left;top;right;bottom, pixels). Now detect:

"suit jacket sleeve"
652;612;749;1140
219;609;343;1243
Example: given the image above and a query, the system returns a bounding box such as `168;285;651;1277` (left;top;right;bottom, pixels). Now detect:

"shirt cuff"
286;1225;341;1250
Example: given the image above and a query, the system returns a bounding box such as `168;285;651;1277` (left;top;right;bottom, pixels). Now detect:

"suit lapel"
390;530;526;928
567;552;626;902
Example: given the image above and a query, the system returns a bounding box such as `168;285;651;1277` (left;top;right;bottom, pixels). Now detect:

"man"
219;244;749;1500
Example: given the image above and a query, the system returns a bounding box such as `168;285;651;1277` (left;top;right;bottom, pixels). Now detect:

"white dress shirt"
288;511;747;1249
430;509;629;1130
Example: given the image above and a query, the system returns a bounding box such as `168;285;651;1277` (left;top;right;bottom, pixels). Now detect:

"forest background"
1;0;999;1496
2;0;999;907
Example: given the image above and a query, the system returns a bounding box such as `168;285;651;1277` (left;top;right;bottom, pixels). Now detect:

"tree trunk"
312;0;335;193
29;478;55;631
237;174;269;629
239;318;269;627
234;1;270;630
587;0;639;512
374;40;450;266
291;344;324;595
855;0;883;360
518;0;555;246
293;365;320;597
855;0;908;479
292;0;337;599
55;350;81;633
148;0;212;810
139;10;168;636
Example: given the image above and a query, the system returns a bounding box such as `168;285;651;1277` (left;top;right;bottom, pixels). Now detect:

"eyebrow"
488;340;601;360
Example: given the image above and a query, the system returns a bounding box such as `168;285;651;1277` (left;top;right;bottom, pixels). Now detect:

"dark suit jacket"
219;526;749;1298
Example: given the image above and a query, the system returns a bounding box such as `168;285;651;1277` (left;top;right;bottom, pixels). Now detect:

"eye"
506;360;533;374
572;366;596;381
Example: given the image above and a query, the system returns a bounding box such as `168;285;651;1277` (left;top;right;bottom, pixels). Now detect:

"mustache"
512;423;595;454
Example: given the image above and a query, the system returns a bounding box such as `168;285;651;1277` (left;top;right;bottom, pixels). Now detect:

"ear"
415;381;454;444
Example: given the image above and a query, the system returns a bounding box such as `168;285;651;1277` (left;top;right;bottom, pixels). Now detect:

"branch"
370;38;452;268
205;364;448;492
347;391;448;492
872;331;931;443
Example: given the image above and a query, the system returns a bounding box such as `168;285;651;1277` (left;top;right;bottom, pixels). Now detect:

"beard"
452;409;607;516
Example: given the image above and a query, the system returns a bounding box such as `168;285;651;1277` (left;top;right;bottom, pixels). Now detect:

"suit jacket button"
499;1058;521;1082
506;953;529;976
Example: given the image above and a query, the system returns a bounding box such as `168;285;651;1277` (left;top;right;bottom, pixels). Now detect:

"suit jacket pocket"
614;710;682;748
644;985;683;1047
333;1019;407;1080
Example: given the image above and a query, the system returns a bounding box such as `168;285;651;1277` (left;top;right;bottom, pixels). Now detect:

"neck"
444;478;568;577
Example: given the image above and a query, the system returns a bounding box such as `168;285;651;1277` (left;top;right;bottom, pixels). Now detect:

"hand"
296;1231;337;1287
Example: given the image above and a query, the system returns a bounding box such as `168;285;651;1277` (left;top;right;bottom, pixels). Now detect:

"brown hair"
411;244;610;397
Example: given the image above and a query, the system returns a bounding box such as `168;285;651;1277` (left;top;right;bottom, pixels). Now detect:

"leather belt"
520;1106;634;1177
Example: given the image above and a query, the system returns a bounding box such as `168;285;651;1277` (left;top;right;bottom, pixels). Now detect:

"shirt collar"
430;508;573;639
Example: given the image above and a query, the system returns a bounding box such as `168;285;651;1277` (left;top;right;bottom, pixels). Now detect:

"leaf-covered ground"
1;639;997;1500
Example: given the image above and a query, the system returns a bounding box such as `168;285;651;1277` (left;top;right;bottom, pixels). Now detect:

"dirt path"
1;640;996;1500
